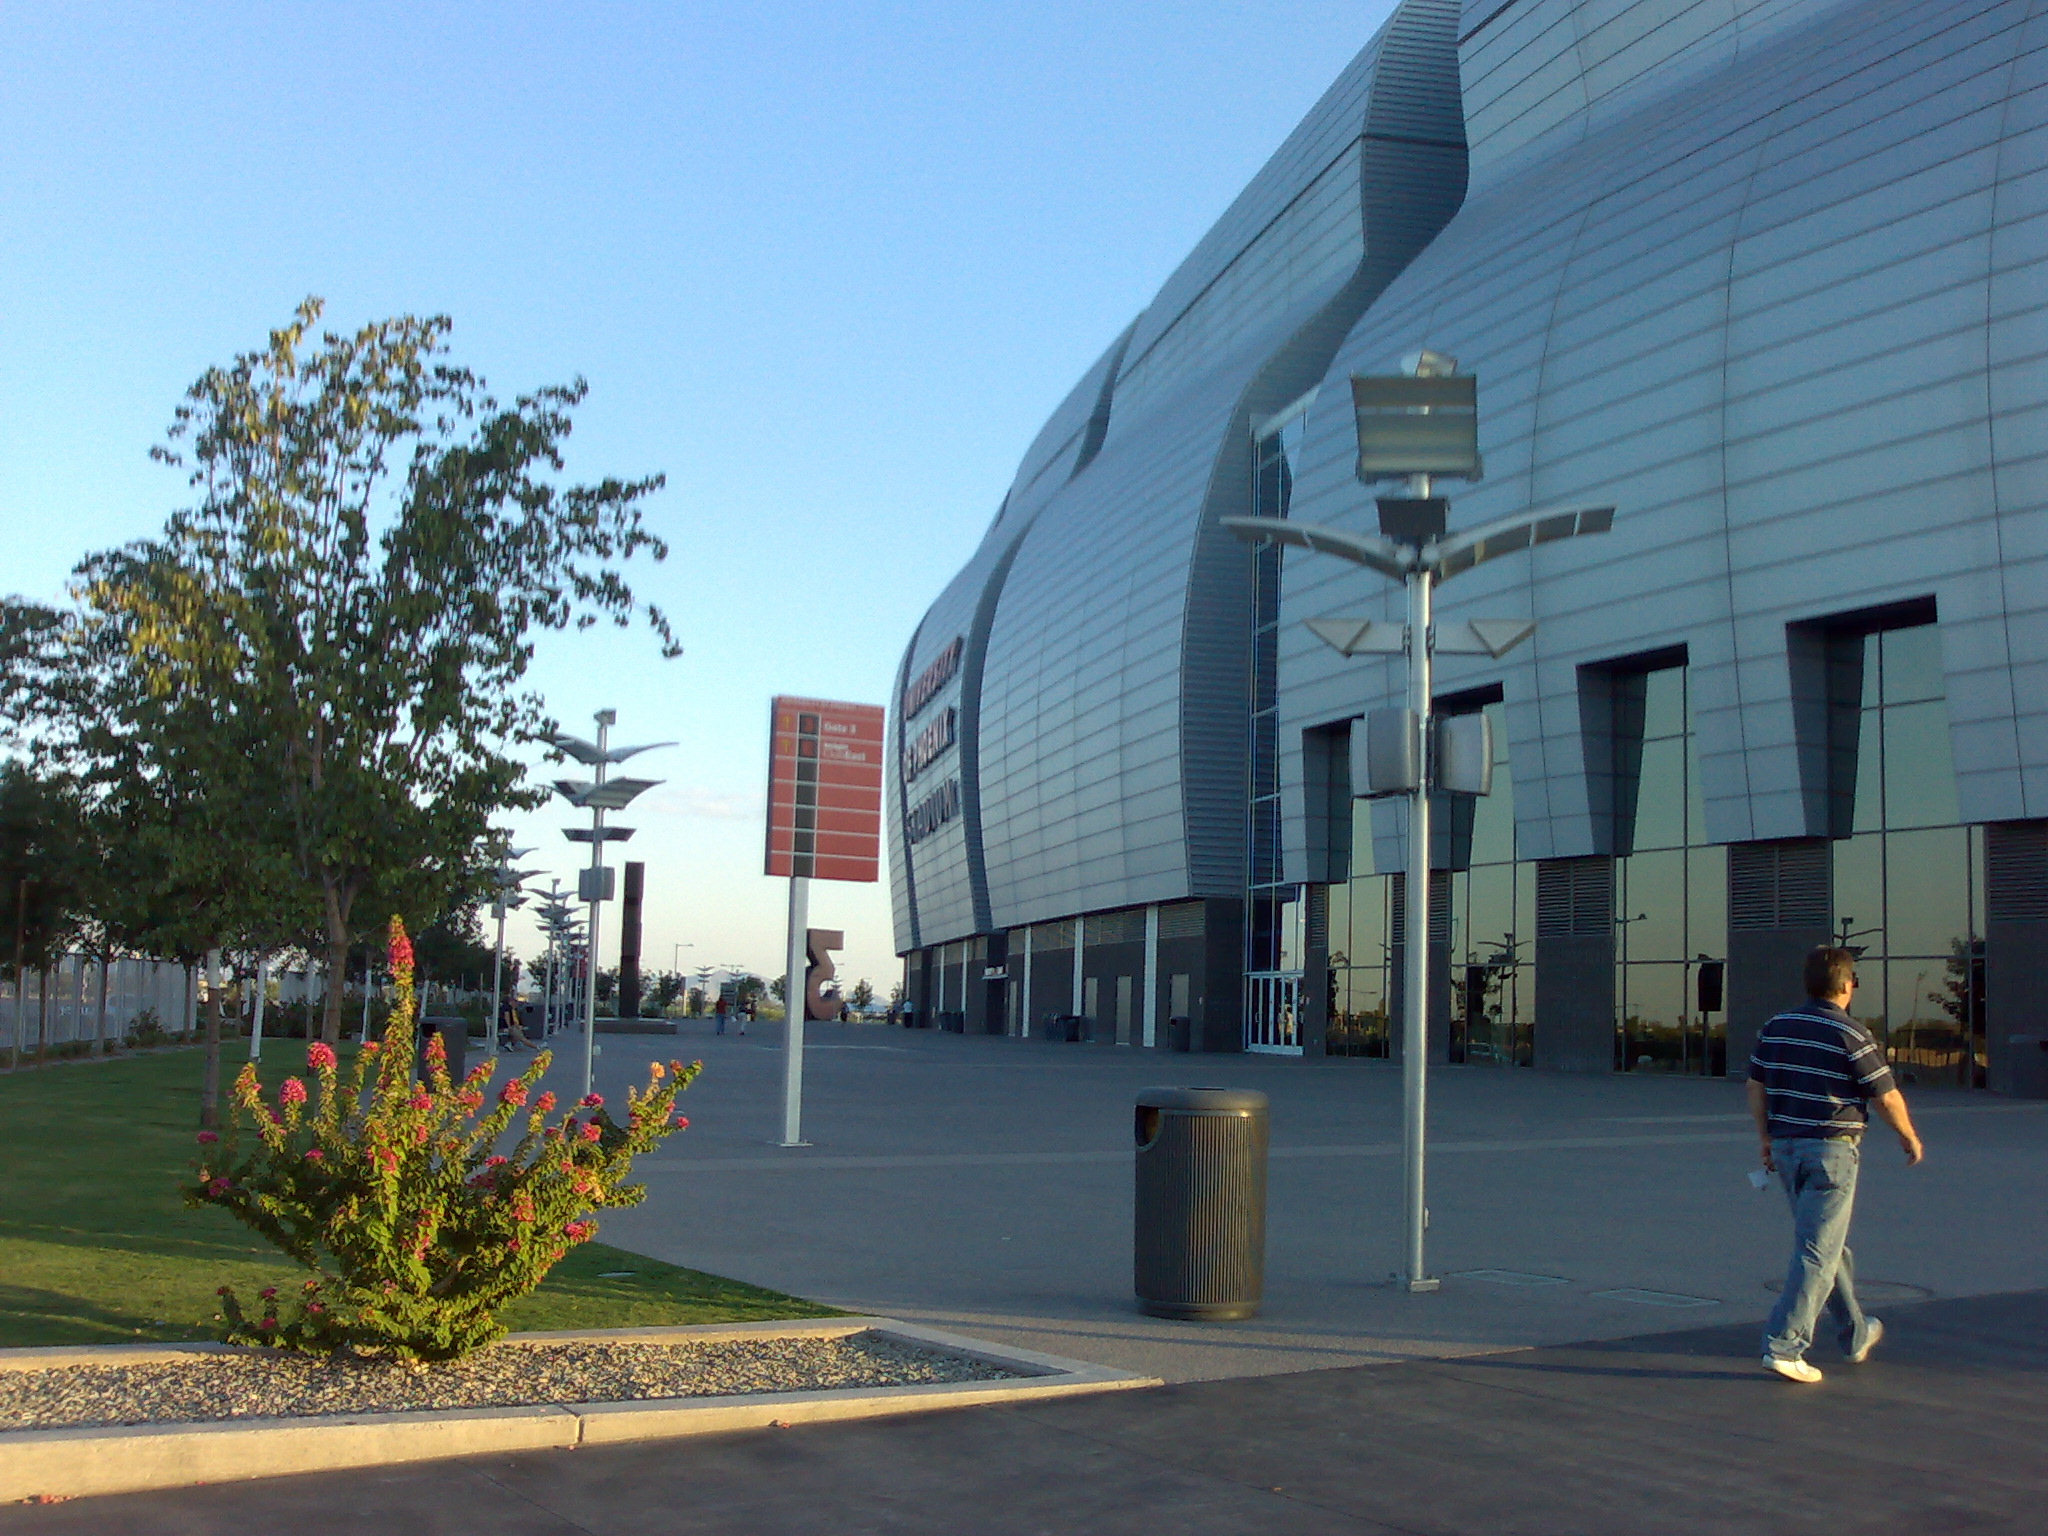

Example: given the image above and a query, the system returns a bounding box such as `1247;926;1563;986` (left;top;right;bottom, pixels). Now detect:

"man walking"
1748;946;1924;1383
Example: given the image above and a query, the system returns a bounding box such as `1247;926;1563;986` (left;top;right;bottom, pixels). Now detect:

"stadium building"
887;0;2048;1095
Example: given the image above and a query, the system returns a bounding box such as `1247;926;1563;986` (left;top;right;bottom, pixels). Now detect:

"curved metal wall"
890;0;1471;952
1273;0;2048;884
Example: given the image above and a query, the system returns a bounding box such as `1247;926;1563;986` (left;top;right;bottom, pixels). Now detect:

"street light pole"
548;714;672;1102
1400;491;1437;1293
488;848;536;1054
580;709;613;1103
1226;354;1615;1293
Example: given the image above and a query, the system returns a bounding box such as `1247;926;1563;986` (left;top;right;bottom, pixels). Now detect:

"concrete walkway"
577;1021;2046;1382
7;1289;2040;1534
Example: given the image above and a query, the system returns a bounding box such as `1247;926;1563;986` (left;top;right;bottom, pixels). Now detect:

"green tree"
0;764;91;1068
849;978;874;1010
81;298;675;1044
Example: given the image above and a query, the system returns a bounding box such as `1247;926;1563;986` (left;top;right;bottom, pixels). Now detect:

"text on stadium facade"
901;636;963;721
902;706;957;784
904;777;961;845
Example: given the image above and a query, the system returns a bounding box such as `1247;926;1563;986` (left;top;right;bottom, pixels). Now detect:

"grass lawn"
0;1046;835;1348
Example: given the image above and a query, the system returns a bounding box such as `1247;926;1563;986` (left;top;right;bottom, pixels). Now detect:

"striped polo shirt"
1748;1000;1896;1139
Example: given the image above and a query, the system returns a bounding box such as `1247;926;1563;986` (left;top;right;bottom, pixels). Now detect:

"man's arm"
1870;1088;1923;1165
1747;1078;1775;1173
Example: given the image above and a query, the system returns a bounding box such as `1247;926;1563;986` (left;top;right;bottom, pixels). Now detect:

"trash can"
1044;1014;1083;1043
419;1015;468;1084
1133;1087;1268;1320
1166;1015;1192;1053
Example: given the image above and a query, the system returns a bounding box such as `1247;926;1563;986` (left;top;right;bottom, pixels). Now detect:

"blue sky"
0;0;1399;991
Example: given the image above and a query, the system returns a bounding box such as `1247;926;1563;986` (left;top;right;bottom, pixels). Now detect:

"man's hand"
1872;1088;1923;1166
1746;1078;1775;1173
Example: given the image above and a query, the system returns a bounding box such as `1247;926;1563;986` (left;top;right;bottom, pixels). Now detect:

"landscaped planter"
0;1318;1157;1502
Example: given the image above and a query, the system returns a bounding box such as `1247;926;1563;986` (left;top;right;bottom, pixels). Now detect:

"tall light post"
550;709;673;1101
1225;350;1615;1292
487;847;538;1052
534;884;579;1037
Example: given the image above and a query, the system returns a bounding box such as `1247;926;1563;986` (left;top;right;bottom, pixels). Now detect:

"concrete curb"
0;1318;1158;1502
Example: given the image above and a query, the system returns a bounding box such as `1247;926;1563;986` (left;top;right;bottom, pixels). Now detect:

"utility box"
1133;1087;1269;1321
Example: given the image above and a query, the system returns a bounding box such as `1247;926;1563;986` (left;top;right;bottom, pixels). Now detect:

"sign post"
766;696;884;1146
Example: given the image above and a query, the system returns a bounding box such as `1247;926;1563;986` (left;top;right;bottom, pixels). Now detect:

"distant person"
838;1002;850;1023
498;1000;530;1052
1748;946;1923;1384
741;999;754;1035
714;995;729;1036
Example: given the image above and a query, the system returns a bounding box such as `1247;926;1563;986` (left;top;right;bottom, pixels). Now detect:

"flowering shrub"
187;915;699;1361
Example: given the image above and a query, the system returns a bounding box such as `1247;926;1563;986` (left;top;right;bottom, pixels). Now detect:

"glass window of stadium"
1245;402;1312;1052
1831;624;1985;1088
1326;700;1533;1064
1613;665;1726;1074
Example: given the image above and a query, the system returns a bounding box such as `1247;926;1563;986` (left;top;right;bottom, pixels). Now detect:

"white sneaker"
1844;1317;1884;1365
1765;1355;1824;1383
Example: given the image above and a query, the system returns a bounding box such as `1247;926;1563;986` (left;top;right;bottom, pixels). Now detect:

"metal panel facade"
1275;0;2047;892
891;0;1469;952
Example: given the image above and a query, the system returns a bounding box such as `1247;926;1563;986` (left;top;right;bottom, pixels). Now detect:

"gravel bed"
0;1333;1029;1431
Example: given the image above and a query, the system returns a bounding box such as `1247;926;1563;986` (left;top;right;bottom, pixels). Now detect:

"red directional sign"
765;696;885;882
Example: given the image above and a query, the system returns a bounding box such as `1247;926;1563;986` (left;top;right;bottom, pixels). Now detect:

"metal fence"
3;955;197;1056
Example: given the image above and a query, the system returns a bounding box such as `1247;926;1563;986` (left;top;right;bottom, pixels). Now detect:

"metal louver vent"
1158;902;1207;942
1031;920;1074;951
1389;872;1452;945
1083;909;1145;946
1535;858;1613;937
1986;821;2048;922
1728;840;1831;931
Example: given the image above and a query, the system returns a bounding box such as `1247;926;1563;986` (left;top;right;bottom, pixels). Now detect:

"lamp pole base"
1405;1277;1441;1294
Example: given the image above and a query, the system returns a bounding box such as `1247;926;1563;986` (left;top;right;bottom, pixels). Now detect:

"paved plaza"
5;1022;2042;1533
590;1021;2047;1383
8;1289;2040;1534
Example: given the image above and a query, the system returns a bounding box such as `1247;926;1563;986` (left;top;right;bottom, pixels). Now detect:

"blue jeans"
1764;1136;1873;1361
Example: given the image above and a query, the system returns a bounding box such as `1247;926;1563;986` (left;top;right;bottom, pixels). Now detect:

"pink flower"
424;1033;447;1063
414;1126;429;1144
563;1220;593;1241
505;1239;522;1252
484;1154;508;1168
534;1091;557;1114
579;1120;602;1143
579;1093;604;1108
673;1116;689;1129
409;1092;431;1112
499;1081;528;1107
216;1285;233;1297
259;1318;276;1331
279;1078;308;1107
307;1041;337;1072
304;1149;325;1162
307;1302;325;1314
259;1287;278;1301
362;1040;382;1057
196;1130;219;1145
388;916;414;982
206;1177;231;1196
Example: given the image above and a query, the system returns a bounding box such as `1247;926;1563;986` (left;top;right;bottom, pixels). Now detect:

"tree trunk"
200;949;225;1130
320;883;351;1046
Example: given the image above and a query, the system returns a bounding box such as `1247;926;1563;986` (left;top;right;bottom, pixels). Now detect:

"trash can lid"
1136;1086;1269;1113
